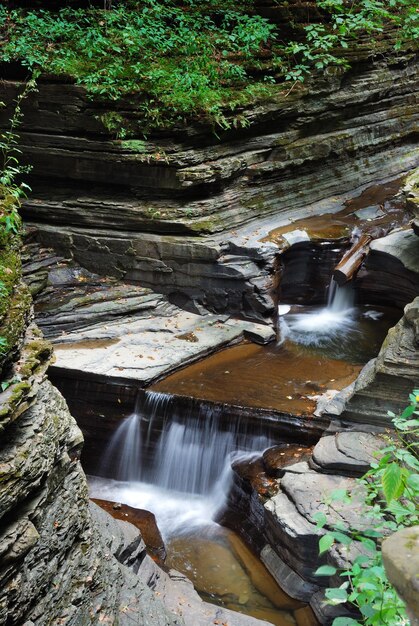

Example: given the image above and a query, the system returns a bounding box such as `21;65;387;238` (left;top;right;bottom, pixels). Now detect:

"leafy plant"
0;76;37;234
314;391;419;625
1;1;416;134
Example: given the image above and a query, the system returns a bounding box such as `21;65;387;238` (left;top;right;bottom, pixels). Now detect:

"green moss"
0;380;31;420
19;338;53;378
119;139;148;153
188;217;224;233
0;248;22;320
0;282;32;372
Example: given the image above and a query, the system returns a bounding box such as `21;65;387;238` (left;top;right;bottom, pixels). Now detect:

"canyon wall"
1;53;418;320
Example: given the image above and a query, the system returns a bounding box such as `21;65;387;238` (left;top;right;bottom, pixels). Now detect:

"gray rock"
382;527;419;626
370;229;419;275
226;319;276;344
338;297;419;427
311;432;385;476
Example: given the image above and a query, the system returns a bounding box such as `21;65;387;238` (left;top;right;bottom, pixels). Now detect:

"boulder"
382;527;419;626
310;432;386;476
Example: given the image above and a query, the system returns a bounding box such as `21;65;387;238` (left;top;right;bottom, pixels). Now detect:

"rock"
232;455;280;500
310;432;385;476
404;167;419;236
92;498;167;564
228;320;276;344
357;228;419;309
49;309;247;385
370;229;419;275
337;297;419;427
263;444;313;478
1;55;417;322
382;527;419;626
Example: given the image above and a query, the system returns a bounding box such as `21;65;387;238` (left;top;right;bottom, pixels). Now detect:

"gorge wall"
0;26;418;625
0;227;178;625
1;52;418;321
0;215;274;626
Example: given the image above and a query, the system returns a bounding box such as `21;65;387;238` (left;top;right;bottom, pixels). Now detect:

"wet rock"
337;296;419;427
230;320;276;345
370;229;419;274
310;432;385;476
382;527;419;626
232;456;280;500
92;498;167;564
263;444;313;478
357;228;419;309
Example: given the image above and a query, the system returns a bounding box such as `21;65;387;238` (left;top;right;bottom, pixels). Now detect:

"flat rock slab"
311;432;385;475
280;462;365;531
51;310;254;384
228;319;276;344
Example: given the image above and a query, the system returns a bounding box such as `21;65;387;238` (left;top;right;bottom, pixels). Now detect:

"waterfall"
100;411;142;482
327;277;354;312
100;391;271;495
278;278;357;347
93;391;272;537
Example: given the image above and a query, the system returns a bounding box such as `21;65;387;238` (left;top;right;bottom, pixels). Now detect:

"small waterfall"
100;405;142;482
278;277;357;347
327;277;354;312
93;391;272;537
100;391;271;495
100;391;169;481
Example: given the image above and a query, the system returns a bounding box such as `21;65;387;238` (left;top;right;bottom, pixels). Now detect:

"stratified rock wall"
335;295;419;428
1;55;418;319
0;298;181;625
0;222;176;625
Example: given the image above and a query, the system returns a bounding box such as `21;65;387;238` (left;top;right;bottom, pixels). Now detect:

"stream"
88;277;399;626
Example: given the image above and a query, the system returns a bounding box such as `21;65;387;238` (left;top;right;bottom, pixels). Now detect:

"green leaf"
382;462;404;503
407;473;419;492
400;404;416;418
315;565;337;576
332;531;352;545
313;511;327;528
332;618;361;626
325;587;348;604
329;488;348;502
319;534;334;554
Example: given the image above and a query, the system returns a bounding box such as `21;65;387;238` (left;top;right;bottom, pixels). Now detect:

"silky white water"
279;278;359;347
93;391;272;538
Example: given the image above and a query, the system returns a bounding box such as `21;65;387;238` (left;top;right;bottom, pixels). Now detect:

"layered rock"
0;312;179;624
382;527;419;626
222;432;387;624
1;54;418;320
332;295;419;428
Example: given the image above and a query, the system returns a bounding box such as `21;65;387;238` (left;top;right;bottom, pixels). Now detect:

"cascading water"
279;277;359;348
92;390;272;537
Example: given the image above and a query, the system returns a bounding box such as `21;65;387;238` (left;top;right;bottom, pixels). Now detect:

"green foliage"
0;1;278;132
314;391;419;626
0;1;417;133
283;0;418;82
0;77;37;236
0;79;36;359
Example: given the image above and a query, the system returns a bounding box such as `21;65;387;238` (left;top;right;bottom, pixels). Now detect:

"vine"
0;77;37;355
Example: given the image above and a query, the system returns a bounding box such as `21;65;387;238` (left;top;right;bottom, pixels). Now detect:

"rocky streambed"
1;48;419;626
15;171;418;625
